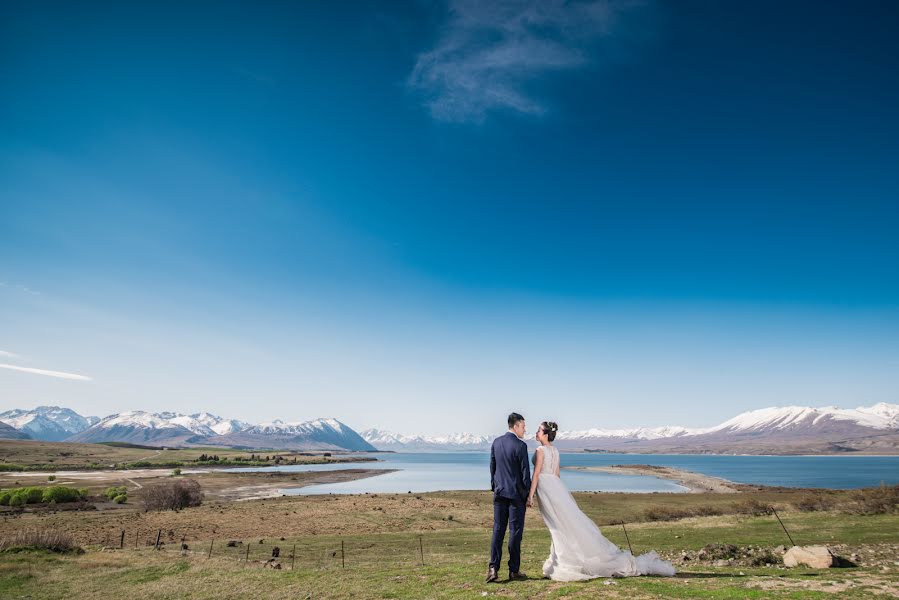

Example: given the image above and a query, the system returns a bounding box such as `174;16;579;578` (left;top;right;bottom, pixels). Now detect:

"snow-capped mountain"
558;425;703;442
706;403;899;434
68;411;199;445
363;402;899;454
1;402;897;454
0;406;98;441
212;418;376;451
361;429;491;452
0;420;31;440
202;414;250;436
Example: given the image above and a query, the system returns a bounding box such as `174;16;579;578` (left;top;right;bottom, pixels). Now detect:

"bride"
527;421;676;581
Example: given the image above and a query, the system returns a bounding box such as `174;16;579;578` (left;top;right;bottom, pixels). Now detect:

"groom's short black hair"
508;412;524;428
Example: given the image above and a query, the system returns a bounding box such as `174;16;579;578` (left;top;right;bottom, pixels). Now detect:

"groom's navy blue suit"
489;431;531;574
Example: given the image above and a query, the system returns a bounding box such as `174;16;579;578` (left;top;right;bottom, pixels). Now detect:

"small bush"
105;486;127;500
172;468;182;476
47;475;56;482
0;528;81;554
9;487;44;505
733;499;771;516
112;494;127;504
644;506;691;521
793;494;837;512
0;492;10;506
848;484;899;515
143;479;203;512
702;543;740;560
693;505;724;517
748;550;783;566
643;504;724;521
41;486;83;504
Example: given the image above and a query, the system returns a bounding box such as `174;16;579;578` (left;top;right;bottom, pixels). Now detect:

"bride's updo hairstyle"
541;421;558;442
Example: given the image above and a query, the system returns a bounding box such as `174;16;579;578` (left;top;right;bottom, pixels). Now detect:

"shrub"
848;484;899;515
143;479;203;512
702;543;740;560
793;494;837;512
748;550;783;566
47;475;56;482
733;499;772;516
105;486;127;500
0;492;10;506
112;494;127;504
172;468;182;476
693;505;724;517
41;486;83;504
0;528;81;554
10;488;44;505
643;504;724;521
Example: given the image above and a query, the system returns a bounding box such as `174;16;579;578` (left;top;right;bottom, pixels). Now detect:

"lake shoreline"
564;464;742;493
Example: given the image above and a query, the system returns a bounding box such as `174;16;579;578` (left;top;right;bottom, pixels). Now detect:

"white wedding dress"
534;445;676;581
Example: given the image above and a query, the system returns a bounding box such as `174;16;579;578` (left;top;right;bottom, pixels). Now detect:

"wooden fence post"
208;539;214;559
154;529;161;550
291;543;296;571
341;539;345;568
135;529;139;549
245;543;250;565
418;535;424;566
120;530;125;549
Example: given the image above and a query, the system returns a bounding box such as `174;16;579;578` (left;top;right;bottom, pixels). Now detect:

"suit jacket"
490;431;532;502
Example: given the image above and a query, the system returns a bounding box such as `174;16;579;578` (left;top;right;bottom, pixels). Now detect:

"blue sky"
1;1;897;435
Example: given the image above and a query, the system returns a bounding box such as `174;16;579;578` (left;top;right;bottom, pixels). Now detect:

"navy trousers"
489;495;526;573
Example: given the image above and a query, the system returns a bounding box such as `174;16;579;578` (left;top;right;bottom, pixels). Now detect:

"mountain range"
0;407;375;451
360;403;899;455
1;403;897;454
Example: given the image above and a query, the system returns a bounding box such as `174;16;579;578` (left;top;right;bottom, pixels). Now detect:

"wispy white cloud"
0;351;19;358
409;0;639;123
15;284;41;296
0;363;92;381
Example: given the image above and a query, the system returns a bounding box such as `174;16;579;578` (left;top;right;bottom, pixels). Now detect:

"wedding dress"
534;445;676;581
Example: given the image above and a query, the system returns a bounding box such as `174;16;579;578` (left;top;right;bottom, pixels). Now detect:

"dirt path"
564;464;741;493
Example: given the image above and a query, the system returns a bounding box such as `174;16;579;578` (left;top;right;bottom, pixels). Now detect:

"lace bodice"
534;445;558;475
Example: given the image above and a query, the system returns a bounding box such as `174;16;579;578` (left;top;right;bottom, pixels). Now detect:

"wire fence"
88;528;511;570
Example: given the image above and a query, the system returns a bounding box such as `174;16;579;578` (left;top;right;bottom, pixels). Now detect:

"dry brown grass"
0;527;81;553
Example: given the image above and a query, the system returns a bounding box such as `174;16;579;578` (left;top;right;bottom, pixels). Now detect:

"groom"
486;412;531;583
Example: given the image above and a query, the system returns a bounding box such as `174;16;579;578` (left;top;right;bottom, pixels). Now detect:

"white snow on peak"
708;403;899;433
98;411;184;430
361;428;491;448
165;415;216;436
557;425;703;441
0;406;95;435
251;418;349;434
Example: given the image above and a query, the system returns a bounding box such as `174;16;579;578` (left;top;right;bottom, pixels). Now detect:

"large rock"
783;546;836;568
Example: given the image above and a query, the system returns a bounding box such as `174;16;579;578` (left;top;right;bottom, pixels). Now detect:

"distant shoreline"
563;464;742;493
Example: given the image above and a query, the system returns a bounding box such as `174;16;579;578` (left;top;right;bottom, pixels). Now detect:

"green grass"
0;512;896;599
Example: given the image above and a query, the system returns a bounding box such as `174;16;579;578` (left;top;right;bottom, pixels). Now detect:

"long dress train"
534;445;676;581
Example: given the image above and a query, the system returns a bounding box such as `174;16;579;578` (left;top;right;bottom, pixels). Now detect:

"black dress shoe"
485;566;499;583
509;571;528;581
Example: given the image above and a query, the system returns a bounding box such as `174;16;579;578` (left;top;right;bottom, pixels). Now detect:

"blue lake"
199;452;899;495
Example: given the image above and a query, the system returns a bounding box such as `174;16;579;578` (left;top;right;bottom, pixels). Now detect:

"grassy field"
0;439;368;471
0;489;897;598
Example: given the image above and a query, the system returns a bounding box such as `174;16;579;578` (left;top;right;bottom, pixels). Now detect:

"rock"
783;546;836;569
774;545;786;554
713;559;730;567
